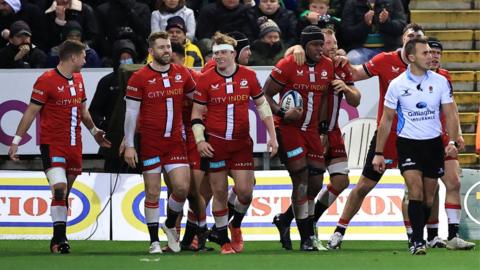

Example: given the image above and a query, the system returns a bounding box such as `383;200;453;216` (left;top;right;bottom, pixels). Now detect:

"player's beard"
153;53;171;66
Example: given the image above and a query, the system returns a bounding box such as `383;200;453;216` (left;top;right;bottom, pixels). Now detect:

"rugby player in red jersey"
124;32;196;254
8;40;111;254
264;25;334;251
272;28;362;250
191;32;277;254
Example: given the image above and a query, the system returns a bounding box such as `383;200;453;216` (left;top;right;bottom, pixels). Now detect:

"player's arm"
348;61;370;81
372;106;395;173
442;101;460;157
191;102;214;158
81;102;111;148
254;95;278;157
123;98;140;168
342;83;361;107
8;102;42;161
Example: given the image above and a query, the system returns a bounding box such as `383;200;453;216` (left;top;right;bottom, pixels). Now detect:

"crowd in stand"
0;0;409;69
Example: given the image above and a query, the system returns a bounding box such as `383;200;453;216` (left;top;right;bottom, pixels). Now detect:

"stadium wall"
1;169;478;241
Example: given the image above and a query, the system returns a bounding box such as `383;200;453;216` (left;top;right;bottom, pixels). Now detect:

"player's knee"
308;166;325;177
53;188;65;201
145;189;160;201
331;175;350;191
355;183;372;198
445;177;460;193
408;190;423;201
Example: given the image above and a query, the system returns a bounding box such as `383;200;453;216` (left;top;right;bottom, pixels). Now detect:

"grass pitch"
0;240;478;270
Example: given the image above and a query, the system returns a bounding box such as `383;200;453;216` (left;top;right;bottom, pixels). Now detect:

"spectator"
45;0;99;52
196;0;252;55
247;0;297;47
0;0;47;50
297;0;341;36
96;0;150;64
166;16;203;67
151;0;196;41
0;20;46;68
228;31;251;65
89;39;138;173
341;0;406;64
249;16;285;66
46;20;101;68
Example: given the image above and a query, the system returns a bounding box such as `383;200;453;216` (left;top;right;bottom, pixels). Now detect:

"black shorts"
396;136;445;178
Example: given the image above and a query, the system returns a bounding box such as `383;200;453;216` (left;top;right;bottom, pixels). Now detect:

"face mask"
119;58;134;65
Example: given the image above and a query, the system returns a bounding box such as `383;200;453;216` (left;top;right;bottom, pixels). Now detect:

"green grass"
0;240;478;270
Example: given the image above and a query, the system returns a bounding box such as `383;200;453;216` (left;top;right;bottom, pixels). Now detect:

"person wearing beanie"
227;31;251;65
166;15;203;67
0;0;47;50
46;20;101;67
249;16;285;66
263;24;334;251
0;20;46;68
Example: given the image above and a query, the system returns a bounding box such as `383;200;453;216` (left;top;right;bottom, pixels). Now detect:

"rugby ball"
280;90;303;110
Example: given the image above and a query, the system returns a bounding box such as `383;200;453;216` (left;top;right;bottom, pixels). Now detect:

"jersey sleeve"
270;56;291;86
125;72;144;102
340;64;354;85
384;81;399;110
440;77;454;104
31;75;49;105
193;73;208;105
362;53;384;77
183;68;196;94
249;72;264;100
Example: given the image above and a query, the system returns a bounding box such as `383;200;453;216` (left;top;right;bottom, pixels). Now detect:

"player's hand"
331;79;348;94
124;147;138;168
379;8;389;23
267;137;279;157
364;10;374;26
445;144;458;158
119;137;126;156
284;45;305;66
320;134;329;154
335;55;349;68
55;5;66;21
372;154;385;173
94;130;112;148
283;107;303;123
197;141;214;158
336;49;347;57
456;136;465;151
8;144;19;161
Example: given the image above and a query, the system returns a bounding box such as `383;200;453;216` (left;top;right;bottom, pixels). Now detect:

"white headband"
212;44;235;53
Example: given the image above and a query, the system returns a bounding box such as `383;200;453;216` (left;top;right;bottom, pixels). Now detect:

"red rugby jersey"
31;69;86;146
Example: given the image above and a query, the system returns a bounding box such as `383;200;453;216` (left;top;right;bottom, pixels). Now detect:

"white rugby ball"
280;90;303;110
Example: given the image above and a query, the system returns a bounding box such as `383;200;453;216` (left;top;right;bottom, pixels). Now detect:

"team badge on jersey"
240;79;248;88
321;70;328;79
175;74;182;82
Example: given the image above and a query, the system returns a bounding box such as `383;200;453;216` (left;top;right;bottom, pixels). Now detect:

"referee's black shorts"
396;136;445;178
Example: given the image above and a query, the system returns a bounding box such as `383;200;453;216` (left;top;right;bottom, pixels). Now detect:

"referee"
372;37;460;255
